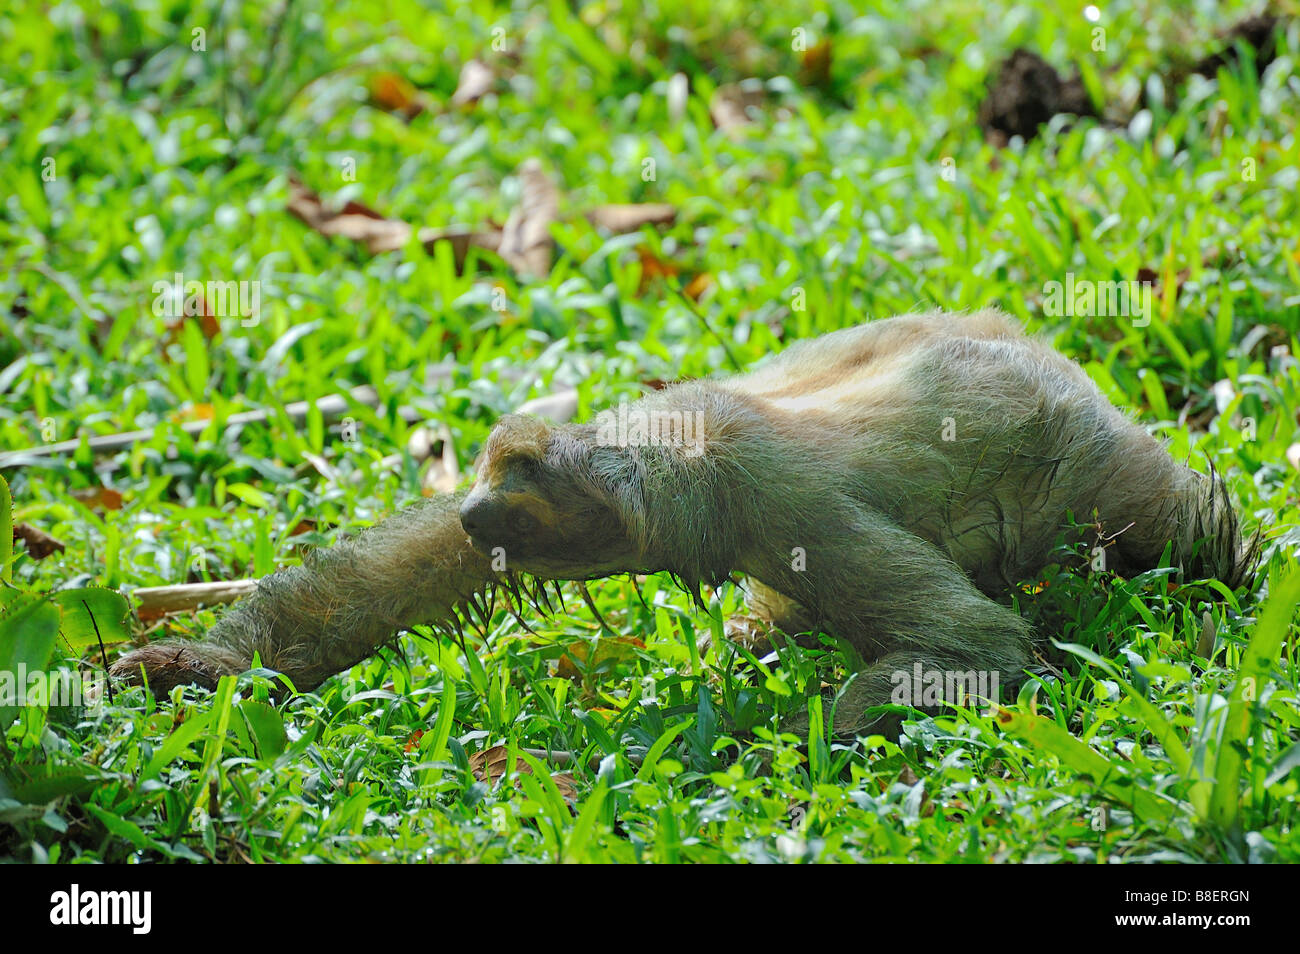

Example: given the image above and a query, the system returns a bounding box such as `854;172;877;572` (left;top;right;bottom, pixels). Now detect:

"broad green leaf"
636;720;691;782
13;770;105;805
418;677;458;791
0;594;61;728
51;587;131;650
141;710;213;783
997;707;1172;822
1210;569;1300;828
0;474;11;584
238;699;287;763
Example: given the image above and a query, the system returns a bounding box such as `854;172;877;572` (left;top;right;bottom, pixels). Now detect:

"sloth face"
460;415;640;578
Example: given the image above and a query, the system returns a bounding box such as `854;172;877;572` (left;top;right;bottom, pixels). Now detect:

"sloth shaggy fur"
112;310;1254;737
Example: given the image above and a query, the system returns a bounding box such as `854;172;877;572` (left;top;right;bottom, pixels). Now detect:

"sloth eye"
511;510;537;535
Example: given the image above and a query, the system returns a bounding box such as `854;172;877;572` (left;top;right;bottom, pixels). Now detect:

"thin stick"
132;580;259;617
0;386;419;469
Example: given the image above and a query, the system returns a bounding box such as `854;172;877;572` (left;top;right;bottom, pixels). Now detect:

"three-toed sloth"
113;310;1252;738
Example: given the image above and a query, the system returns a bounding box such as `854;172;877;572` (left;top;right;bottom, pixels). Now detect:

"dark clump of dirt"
979;14;1287;147
978;48;1097;146
1191;13;1283;78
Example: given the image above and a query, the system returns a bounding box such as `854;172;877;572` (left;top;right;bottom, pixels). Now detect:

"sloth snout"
459;493;516;546
459;495;496;539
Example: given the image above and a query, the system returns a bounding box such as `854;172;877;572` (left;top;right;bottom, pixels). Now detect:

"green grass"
1;0;1297;863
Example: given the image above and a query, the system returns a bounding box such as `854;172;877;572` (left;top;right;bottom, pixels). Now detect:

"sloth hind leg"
761;514;1035;742
743;578;823;649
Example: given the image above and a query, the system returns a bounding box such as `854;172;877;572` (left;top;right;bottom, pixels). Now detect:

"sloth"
112;309;1253;738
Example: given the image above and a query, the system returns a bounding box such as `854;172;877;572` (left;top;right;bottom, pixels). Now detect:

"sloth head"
459;414;643;578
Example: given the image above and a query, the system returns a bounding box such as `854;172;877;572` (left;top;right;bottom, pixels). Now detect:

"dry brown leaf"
406;426;437;463
1135;264;1190;303
287;181;413;254
289;168;684;281
470;744;579;801
498;160;559;278
164;309;220;345
586;203;677;233
800;39;834;89
550;773;579;802
683;272;714;301
169;403;214;423
516;389;579;423
710;82;766;136
367;72;428;119
71;486;123;511
450;59;495;107
288;180;504;269
12;523;66;560
159;296;220;360
636;247;678;295
420;424;461;496
417;227;504;271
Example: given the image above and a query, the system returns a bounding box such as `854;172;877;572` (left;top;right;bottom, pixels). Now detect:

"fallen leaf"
287;181;413;254
170;403;214;423
710;82;766;136
1136;264;1190;305
683;271;714;301
368;71;427;119
636;247;678;295
71;486;123;511
288;180;503;269
498;160;559;278
552;773;581;802
420;424;461;496
469;744;579;801
799;39;833;89
516;389;579;423
450;59;495;107
417;226;504;271
165;309;220;345
12;523;66;560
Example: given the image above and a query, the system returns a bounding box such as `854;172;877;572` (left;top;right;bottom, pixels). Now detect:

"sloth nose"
459;495;510;543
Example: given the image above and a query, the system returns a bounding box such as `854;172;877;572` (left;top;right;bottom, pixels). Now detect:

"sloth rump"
112;310;1253;736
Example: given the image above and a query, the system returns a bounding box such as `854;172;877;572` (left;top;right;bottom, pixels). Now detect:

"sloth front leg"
750;512;1034;740
111;493;495;693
